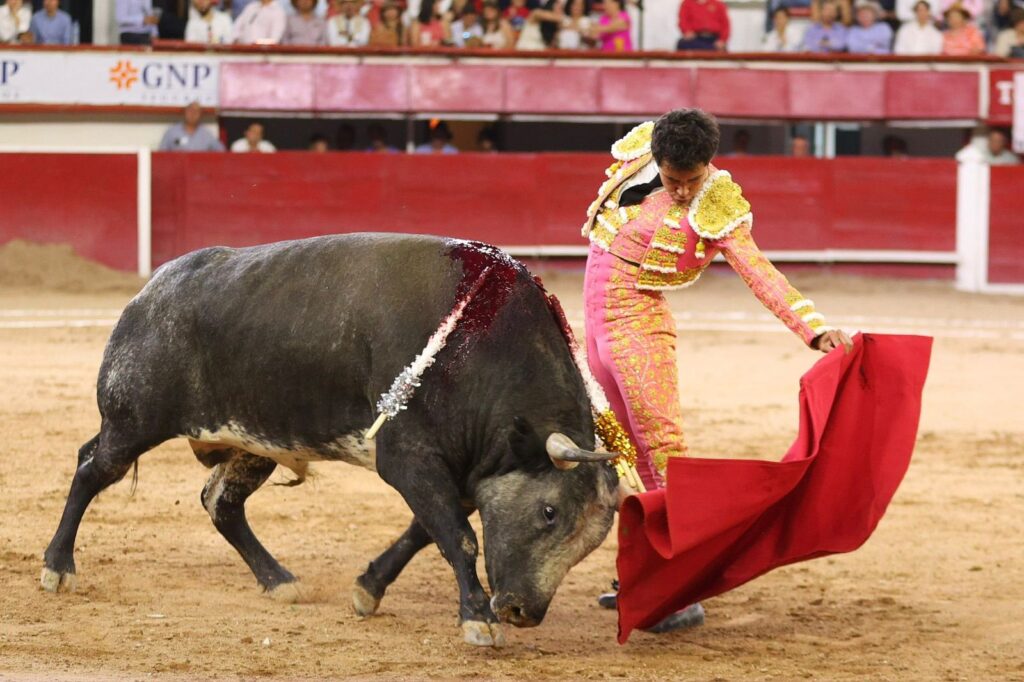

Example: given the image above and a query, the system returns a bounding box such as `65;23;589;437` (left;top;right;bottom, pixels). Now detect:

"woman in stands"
410;0;449;46
480;0;515;48
591;0;631;51
941;2;985;54
369;1;405;46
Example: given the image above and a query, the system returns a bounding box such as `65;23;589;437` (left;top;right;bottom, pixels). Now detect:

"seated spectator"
1;0;32;43
410;0;448;46
882;134;909;157
677;0;730;51
791;135;811;157
894;0;942;53
994;8;1024;55
158;102;225;152
284;0;327;43
185;0;232;43
309;133;330;152
802;0;848;52
847;0;892;52
368;123;400;152
515;0;557;49
415;121;458;154
233;0;286;43
941;2;983;54
29;0;74;44
368;0;404;45
558;0;594;49
762;7;805;51
231;122;277;152
477;126;498;151
983;129;1021;164
115;0;158;44
929;0;982;22
994;0;1024;30
591;0;632;51
504;0;530;32
327;0;368;44
480;0;514;47
727;129;751;156
451;4;484;45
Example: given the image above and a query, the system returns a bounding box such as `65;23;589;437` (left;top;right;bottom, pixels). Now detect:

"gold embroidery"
689;172;752;240
611;121;654;161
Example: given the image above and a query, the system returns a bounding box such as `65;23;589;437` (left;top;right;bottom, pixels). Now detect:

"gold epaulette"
687;170;752;240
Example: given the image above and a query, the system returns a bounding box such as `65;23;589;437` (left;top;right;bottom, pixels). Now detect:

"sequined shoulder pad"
687;170;753;240
611;121;654;162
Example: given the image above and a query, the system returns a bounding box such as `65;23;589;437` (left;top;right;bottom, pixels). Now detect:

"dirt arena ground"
0;242;1022;681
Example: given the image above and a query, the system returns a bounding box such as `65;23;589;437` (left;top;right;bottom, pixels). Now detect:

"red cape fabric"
616;333;932;643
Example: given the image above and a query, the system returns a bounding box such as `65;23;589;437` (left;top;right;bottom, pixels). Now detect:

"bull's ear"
508;416;544;466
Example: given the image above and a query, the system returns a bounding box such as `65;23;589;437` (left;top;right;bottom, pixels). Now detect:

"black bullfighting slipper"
598;579;706;633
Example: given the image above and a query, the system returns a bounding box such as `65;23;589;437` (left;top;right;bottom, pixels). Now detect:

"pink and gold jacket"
582;122;833;346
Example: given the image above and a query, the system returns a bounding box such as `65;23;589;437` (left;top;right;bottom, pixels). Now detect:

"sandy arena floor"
0;243;1022;681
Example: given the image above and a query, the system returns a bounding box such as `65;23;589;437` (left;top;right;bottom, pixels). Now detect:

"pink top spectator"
599;11;632;51
942;22;984;53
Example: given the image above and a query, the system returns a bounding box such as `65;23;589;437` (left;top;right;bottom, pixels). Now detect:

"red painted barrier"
987;166;1024;284
0;153;137;270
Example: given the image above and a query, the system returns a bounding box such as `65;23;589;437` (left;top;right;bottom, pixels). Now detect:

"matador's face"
658;162;709;206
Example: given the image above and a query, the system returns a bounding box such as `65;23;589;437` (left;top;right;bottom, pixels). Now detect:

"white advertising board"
0;51;218;107
1014;72;1024;154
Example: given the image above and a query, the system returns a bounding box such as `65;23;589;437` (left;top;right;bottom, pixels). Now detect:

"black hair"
651;109;720;170
418;0;437;24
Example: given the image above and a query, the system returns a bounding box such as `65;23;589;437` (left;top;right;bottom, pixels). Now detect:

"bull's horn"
546;433;618;471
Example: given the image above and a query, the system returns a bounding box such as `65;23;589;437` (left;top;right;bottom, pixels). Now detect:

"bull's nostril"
510;606;523;619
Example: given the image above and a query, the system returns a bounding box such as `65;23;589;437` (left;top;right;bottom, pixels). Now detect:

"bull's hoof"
40;567;76;593
266;581;303;604
461;620;506;648
352;581;381;617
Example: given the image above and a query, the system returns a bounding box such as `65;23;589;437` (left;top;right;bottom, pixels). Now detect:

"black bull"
41;233;619;647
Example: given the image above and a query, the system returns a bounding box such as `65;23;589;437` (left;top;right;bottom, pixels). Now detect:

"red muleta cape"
616;333;932;642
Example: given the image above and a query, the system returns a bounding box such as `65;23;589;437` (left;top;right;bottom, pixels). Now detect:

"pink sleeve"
716;225;831;346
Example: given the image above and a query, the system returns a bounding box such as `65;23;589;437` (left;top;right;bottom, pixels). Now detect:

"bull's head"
475;418;619;628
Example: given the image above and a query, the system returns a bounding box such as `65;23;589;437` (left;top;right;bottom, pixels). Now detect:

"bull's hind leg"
353;518;433;617
200;450;300;601
42;431;152;592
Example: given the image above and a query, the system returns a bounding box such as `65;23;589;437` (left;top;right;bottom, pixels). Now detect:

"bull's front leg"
376;443;505;648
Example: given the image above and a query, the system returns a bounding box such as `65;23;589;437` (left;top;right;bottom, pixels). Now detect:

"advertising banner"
0;51;218;107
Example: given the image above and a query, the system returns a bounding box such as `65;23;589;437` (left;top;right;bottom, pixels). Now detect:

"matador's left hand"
813;329;853;353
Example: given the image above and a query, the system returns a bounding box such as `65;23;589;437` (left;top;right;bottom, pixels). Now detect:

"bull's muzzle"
491;593;542;628
545;433;618;471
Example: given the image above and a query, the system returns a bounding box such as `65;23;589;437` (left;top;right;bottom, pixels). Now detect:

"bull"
41;233;619;647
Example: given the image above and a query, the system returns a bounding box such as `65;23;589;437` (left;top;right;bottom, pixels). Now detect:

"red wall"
988;166;1024;284
0;153;137;270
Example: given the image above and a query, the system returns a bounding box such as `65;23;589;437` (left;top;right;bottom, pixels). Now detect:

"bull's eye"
543;505;557;526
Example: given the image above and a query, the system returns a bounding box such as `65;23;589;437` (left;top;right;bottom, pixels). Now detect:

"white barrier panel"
0;52;218;107
1014;72;1024;154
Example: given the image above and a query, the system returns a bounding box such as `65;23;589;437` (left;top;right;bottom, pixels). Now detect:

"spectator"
591;0;631;51
802;0;848;52
309;133;330;152
762;7;804;51
515;0;557;49
368;0;404;45
367;123;400;152
415;121;458;153
677;0;731;51
893;0;942;53
158;102;225;152
231;122;277;152
185;0;233;43
480;0;514;47
882;134;909;157
451;4;483;45
929;0;982;22
1;0;32;43
504;0;529;32
791;135;811;156
558;0;594;49
477;126;498;151
233;0;287;43
336;122;356;150
941;2;983;54
29;0;74;44
284;0;327;43
847;0;892;52
410;0;448;46
327;0;368;44
994;0;1024;30
994;8;1024;55
115;0;159;44
983;129;1021;164
727;129;751;155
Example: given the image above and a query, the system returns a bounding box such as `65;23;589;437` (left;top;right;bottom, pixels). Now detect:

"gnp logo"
1;60;20;86
108;59;213;93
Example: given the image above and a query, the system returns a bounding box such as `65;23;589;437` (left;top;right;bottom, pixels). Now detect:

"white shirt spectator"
186;6;233;43
762;22;805;51
233;0;287;44
326;12;370;45
0;2;32;42
893;17;943;53
558;15;592;48
231;138;277;152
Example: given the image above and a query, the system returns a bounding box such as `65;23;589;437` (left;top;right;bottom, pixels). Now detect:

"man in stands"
414;121;458;154
185;0;233;43
847;0;892;52
158;102;225;152
29;0;74;44
802;0;848;51
284;0;327;44
233;0;287;44
677;0;731;50
983;129;1021;166
231;122;278;153
115;0;159;44
893;0;942;54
